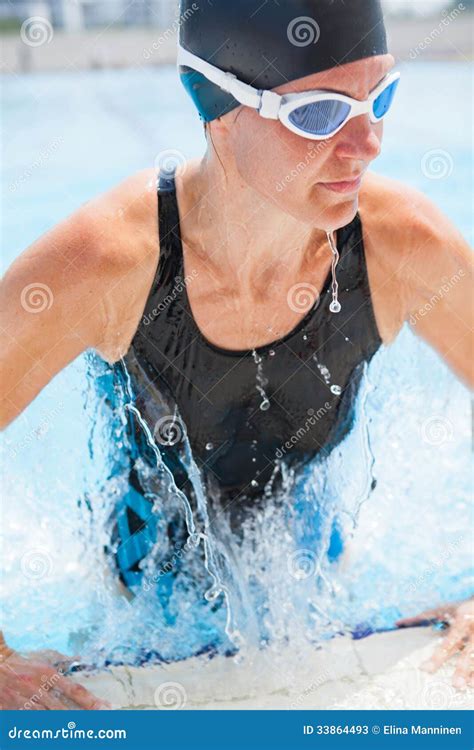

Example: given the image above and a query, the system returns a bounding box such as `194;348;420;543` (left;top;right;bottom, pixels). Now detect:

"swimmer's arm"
0;170;159;429
0;210;113;429
400;190;473;389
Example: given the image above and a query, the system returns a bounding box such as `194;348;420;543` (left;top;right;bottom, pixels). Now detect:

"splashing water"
342;363;377;529
326;231;341;314
71;355;356;668
118;359;253;651
3;332;472;676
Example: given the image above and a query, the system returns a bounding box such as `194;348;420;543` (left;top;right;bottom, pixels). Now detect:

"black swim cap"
179;0;388;122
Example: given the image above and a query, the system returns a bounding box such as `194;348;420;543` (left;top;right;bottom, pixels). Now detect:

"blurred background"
1;0;473;72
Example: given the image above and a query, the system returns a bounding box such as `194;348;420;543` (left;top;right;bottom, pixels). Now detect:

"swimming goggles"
178;44;400;140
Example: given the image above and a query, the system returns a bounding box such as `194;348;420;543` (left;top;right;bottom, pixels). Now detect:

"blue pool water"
1;62;472;666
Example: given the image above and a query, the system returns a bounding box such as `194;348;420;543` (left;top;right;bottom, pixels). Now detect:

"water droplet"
303;334;308;341
314;358;331;384
253;349;270;411
205;442;213;451
345;336;349;342
269;349;275;357
327;231;342;314
330;384;342;395
307;408;314;416
251;479;259;488
251;457;257;463
204;585;222;602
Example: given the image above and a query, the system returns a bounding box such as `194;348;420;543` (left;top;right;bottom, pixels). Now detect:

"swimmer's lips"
319;175;363;194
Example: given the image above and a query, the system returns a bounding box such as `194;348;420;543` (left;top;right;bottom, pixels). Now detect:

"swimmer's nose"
334;114;382;163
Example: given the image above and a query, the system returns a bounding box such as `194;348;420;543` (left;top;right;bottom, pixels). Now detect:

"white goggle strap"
177;44;281;120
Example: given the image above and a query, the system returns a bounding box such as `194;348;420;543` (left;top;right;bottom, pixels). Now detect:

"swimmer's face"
222;55;395;231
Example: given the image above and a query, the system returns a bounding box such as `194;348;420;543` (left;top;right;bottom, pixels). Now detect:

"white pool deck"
71;627;473;710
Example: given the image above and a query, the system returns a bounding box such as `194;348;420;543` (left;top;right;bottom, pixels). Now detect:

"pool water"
1;62;472;666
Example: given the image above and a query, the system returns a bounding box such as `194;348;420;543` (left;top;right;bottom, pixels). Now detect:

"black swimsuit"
112;168;382;588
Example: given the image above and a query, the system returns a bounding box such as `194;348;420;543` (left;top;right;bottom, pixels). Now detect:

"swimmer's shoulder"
359;170;463;264
72;167;160;363
0;168;162;426
84;161;202;362
357;171;466;344
359;171;434;259
80;167;159;267
84;159;201;269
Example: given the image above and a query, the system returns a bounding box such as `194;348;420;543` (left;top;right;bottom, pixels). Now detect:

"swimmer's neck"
177;155;330;287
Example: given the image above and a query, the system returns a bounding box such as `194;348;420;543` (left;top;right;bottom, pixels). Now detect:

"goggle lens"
372;78;399;120
288;99;351;136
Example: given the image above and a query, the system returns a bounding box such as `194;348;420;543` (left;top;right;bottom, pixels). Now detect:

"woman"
1;0;472;709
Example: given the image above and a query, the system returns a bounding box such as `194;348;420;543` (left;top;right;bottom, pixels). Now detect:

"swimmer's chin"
309;192;359;233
